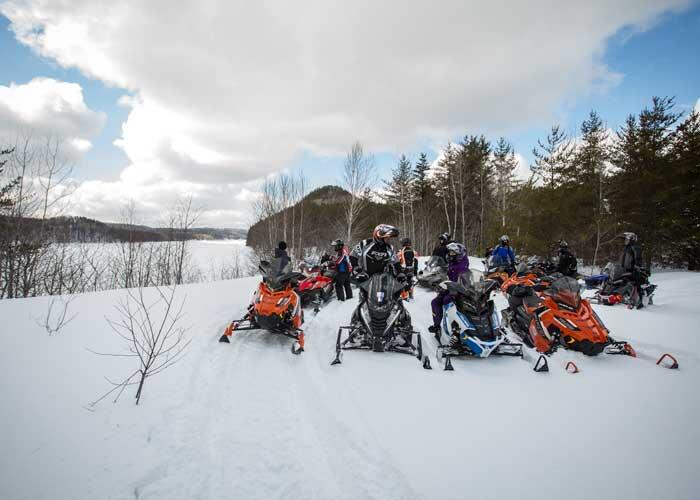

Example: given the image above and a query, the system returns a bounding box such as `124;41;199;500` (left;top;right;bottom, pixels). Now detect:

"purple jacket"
447;255;470;282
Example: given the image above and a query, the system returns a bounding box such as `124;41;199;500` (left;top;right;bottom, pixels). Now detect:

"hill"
246;184;392;252
0;215;247;243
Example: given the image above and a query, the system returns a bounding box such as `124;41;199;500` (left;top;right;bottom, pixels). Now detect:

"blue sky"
0;1;698;226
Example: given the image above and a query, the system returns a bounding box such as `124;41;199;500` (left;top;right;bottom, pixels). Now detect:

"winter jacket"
350;238;399;277
492;244;515;267
333;246;353;274
432;242;451;261
557;249;578;277
398;246;419;275
447;254;470;283
620;244;643;273
273;248;292;276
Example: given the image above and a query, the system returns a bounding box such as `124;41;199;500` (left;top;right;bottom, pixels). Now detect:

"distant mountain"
1;215;247;243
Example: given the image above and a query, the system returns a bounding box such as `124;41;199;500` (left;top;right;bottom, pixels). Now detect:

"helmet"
331;239;344;250
278;241;287;250
559;240;568;249
623;232;638;244
446;242;467;262
373;224;399;242
499;235;510;245
439;232;451;242
400;237;412;247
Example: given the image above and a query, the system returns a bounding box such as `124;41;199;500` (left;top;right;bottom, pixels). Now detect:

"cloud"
695;97;700;114
0;77;105;158
1;0;691;226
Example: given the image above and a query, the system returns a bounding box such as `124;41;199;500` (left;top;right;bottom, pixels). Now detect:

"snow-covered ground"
1;258;699;500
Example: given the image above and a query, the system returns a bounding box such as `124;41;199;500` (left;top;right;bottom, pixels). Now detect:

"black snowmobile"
417;256;448;289
595;263;656;308
331;271;431;368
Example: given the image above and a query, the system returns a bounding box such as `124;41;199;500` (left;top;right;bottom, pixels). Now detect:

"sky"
0;0;698;228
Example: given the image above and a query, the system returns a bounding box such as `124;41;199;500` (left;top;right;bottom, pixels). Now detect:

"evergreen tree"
670;111;700;269
491;137;518;230
532;125;574;189
413;152;431;201
610;96;681;266
382;155;413;233
572;111;612;264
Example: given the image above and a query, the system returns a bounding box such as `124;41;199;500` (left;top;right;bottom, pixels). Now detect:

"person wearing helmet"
330;238;353;301
350;224;401;278
428;242;470;334
273;241;292;276
398;237;418;275
620;232;645;308
557;240;578;278
491;235;516;273
431;232;453;261
398;237;419;299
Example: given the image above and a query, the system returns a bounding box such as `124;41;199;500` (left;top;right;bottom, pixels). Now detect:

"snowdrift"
1;261;699;500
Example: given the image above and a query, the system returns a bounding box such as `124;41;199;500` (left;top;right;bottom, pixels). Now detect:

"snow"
1;257;699;500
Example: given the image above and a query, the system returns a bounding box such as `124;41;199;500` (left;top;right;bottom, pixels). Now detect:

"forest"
248;97;699;270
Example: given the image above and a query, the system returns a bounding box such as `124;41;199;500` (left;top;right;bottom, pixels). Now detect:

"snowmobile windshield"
363;273;401;314
488;254;509;269
607;263;626;281
426;256;447;270
459;270;498;296
546;276;582;309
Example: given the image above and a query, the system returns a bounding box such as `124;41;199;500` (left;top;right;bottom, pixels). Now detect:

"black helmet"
373;224;399;242
400;237;412;247
278;241;287;250
331;239;344;249
438;232;450;242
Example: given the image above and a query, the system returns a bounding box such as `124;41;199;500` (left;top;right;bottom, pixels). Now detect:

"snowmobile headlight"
276;297;290;307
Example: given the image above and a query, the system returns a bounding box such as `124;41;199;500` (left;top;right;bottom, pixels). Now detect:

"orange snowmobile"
219;261;306;354
502;275;635;357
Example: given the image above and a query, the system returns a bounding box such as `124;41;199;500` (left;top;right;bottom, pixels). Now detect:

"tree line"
248;96;697;271
381;97;698;270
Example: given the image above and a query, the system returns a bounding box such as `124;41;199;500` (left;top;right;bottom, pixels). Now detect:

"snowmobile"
434;270;523;369
219;261;306;354
296;261;336;312
417;256;448;289
331;271;431;368
484;254;514;286
594;263;656;308
502;276;635;357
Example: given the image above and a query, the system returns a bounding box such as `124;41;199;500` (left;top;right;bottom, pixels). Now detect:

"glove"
355;272;369;283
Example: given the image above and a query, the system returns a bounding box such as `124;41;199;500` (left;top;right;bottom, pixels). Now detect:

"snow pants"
431;291;453;328
335;271;353;301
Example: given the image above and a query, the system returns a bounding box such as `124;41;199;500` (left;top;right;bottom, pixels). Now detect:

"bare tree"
35;295;78;335
89;285;191;406
340;142;376;242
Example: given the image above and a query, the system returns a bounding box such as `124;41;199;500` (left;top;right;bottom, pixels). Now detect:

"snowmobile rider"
428;242;470;334
350;224;402;279
491;235;516;273
431;232;452;261
330;239;353;301
273;241;292;276
398;237;419;276
557;240;578;278
620;232;645;308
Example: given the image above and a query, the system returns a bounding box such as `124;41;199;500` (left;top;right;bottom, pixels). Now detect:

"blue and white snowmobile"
434;270;523;370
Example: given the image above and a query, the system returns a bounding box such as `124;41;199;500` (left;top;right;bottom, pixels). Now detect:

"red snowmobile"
502;275;635;357
296;261;336;312
219;261;306;354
